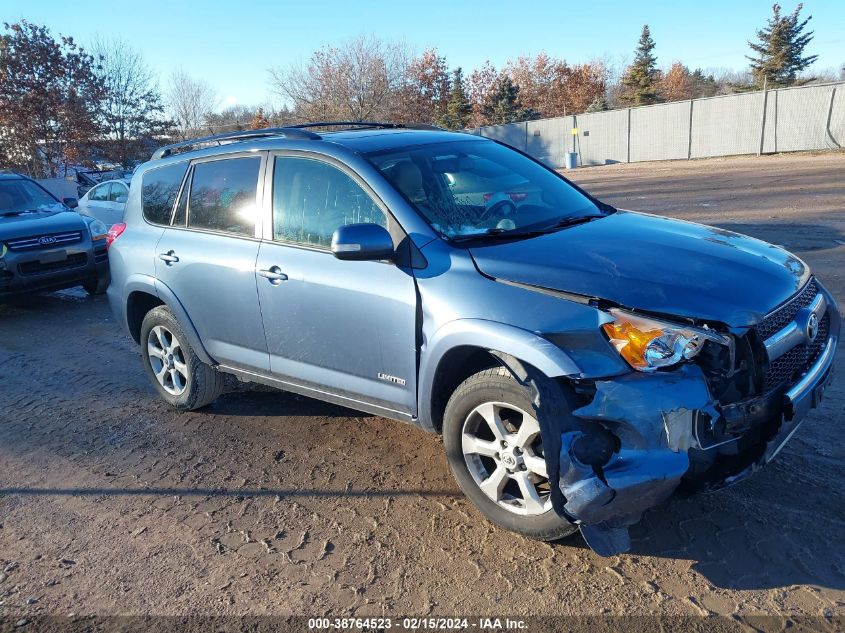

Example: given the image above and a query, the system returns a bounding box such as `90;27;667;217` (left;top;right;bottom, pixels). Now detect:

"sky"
3;0;844;109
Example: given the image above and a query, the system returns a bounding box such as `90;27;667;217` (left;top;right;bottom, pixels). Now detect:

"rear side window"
89;183;110;202
109;183;128;203
142;162;189;225
188;157;260;237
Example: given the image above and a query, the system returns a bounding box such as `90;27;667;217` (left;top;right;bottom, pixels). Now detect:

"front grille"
5;230;84;251
18;253;87;276
764;312;830;392
757;278;817;340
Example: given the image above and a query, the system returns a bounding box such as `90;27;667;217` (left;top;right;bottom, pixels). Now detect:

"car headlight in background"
87;219;109;242
601;308;731;372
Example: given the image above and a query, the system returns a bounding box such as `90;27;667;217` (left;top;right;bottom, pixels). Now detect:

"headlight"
601;308;730;372
87;219;109;241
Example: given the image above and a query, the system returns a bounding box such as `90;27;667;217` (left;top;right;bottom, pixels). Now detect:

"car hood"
468;210;809;327
0;210;87;241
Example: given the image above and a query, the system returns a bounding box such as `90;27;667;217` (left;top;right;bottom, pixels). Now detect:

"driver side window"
271;156;387;248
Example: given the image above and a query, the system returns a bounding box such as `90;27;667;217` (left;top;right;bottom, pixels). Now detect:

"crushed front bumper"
558;330;838;556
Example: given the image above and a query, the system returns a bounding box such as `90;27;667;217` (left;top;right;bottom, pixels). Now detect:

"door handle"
158;251;179;265
258;266;288;285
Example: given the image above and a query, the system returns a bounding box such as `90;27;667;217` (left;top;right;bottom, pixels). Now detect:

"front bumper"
558;304;838;556
0;240;108;298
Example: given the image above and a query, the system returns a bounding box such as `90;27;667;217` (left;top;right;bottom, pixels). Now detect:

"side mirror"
331;223;394;261
116;195;128;204
63;197;78;209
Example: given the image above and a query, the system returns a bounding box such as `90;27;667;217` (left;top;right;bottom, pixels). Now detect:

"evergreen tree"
438;67;471;130
620;25;660;106
691;69;718;97
585;95;608;112
487;76;537;124
747;3;817;87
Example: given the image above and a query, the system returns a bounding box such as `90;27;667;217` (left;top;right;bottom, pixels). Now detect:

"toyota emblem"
806;312;819;343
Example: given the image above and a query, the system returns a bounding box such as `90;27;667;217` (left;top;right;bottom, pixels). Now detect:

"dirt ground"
1;152;844;623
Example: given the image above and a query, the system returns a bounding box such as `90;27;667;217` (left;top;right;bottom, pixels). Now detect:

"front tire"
83;275;109;296
140;306;224;410
443;366;578;541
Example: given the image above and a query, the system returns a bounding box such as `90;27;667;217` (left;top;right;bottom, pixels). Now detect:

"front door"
255;154;418;415
153;154;270;372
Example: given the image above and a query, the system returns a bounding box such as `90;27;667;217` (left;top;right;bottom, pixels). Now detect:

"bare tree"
91;36;169;165
269;35;409;122
166;69;219;139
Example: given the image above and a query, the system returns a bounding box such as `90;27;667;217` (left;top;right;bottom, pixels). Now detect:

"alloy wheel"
147;325;189;396
461;401;552;516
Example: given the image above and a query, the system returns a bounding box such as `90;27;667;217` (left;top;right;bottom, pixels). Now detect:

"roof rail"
150;127;321;160
290;121;445;132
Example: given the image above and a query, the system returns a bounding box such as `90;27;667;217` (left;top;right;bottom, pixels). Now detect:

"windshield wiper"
448;227;548;243
535;214;606;232
448;213;606;244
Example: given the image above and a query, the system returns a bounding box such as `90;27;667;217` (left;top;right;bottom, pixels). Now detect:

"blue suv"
107;123;838;555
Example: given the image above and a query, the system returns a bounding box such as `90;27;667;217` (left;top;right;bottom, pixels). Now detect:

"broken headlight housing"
602;308;731;372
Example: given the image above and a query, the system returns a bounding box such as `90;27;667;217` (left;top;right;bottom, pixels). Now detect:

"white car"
77;179;130;227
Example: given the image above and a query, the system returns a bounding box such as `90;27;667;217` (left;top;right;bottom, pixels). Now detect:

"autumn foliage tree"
506;54;606;118
0;20;105;177
397;48;450;124
659;62;695;101
249;107;270;130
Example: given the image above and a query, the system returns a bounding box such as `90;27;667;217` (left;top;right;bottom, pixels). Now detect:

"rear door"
103;181;129;226
154;153;270;372
254;153;418;415
81;183;111;221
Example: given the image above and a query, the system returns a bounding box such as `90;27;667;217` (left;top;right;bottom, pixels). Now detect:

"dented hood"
469;210;809;327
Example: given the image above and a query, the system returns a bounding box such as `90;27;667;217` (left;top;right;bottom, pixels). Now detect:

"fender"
152;279;216;366
107;273;156;334
417;318;581;431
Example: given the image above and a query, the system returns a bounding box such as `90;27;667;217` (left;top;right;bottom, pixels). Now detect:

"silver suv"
108;123;838;555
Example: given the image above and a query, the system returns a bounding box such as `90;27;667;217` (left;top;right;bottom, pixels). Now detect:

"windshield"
0;179;64;216
367;139;603;239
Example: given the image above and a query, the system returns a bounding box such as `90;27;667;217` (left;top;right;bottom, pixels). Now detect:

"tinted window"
171;168;190;227
188;158;260;236
142;162;189;225
272;157;386;248
89;183;110;201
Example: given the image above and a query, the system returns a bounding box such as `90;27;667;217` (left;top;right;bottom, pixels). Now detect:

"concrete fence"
470;81;845;168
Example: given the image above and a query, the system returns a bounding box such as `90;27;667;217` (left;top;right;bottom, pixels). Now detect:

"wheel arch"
122;277;215;366
419;319;581;433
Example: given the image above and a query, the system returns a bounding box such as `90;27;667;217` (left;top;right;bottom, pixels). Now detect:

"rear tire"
443;366;578;541
140;306;224;410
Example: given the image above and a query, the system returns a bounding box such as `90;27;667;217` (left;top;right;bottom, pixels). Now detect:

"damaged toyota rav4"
108;123;839;555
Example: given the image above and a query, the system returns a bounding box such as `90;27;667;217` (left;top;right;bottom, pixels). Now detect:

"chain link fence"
470;81;845;168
